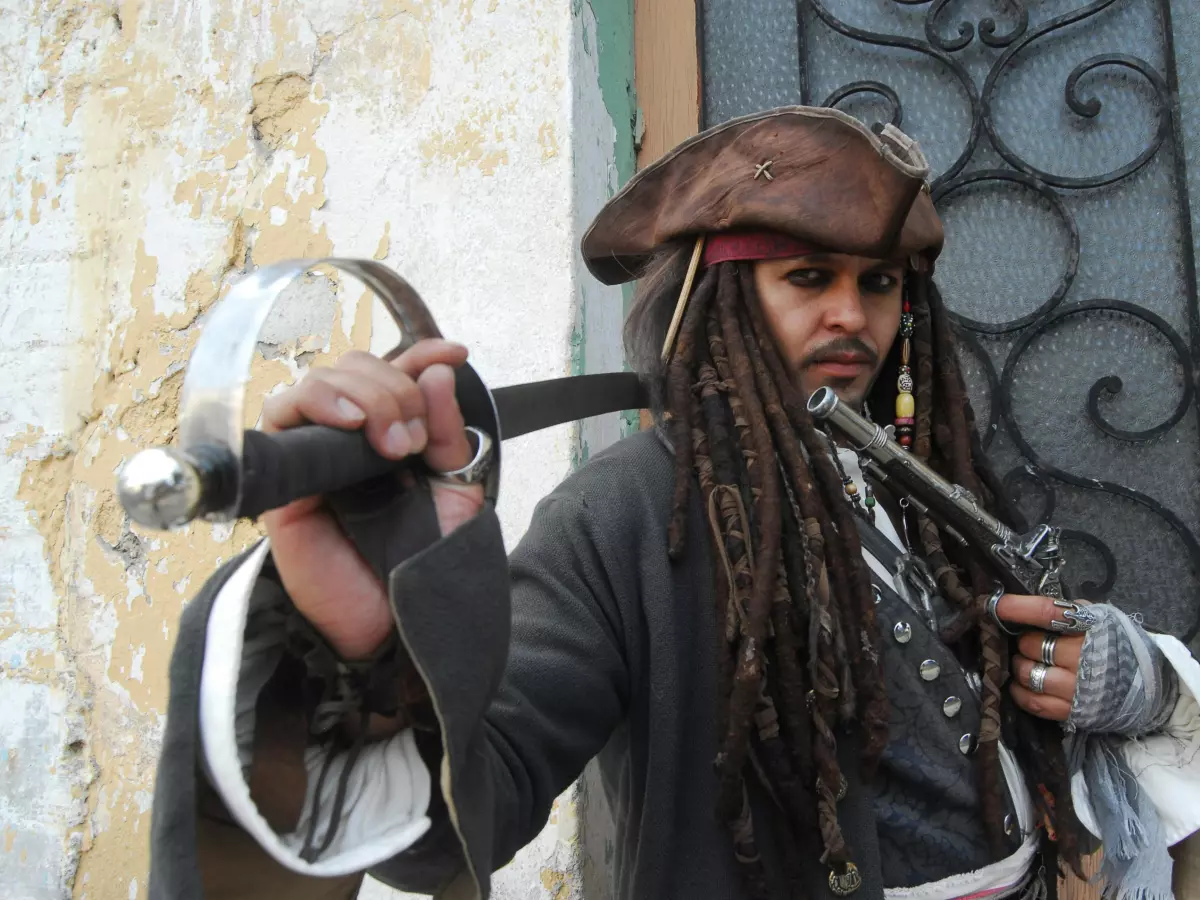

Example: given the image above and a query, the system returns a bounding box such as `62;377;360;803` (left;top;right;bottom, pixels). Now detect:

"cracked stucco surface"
1;1;627;898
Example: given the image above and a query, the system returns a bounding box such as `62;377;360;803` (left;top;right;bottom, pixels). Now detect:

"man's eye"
786;268;828;287
863;273;900;293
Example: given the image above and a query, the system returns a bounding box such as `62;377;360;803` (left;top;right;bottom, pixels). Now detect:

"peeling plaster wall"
1;2;632;898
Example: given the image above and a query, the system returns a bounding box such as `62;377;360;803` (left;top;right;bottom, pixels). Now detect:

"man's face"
753;253;905;408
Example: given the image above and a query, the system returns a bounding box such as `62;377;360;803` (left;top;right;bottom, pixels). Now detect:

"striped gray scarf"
1065;604;1180;900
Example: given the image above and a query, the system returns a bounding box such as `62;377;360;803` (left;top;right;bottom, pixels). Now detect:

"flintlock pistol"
807;387;1090;633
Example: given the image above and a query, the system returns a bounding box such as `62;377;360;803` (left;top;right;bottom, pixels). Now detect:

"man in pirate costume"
148;108;1200;900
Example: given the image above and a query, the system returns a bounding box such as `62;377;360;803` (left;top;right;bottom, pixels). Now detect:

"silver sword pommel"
118;447;208;531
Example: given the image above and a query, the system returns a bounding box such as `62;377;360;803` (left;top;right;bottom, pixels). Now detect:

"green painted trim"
573;0;639;451
584;0;639;438
588;0;637;190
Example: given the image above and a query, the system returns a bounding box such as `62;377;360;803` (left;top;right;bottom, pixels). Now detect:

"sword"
116;258;647;531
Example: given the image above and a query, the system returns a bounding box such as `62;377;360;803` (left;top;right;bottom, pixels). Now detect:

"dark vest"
868;555;1025;886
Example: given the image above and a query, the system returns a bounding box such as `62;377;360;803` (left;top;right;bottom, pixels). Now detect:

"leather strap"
328;473;443;587
845;513;914;619
492;372;649;440
852;512;907;575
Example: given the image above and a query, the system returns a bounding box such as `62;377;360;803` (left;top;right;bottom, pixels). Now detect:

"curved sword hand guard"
117;259;502;531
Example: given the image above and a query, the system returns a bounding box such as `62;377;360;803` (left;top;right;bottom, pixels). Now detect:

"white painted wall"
0;2;626;898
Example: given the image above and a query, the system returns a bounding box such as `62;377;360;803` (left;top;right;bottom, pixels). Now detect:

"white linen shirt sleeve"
198;540;435;877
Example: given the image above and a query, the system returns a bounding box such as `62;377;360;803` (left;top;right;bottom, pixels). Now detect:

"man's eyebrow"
865;259;906;274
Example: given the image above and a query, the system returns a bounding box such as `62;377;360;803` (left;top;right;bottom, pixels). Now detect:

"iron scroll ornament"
795;0;1200;639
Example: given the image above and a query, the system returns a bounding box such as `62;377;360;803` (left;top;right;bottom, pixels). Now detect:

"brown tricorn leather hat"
581;106;944;285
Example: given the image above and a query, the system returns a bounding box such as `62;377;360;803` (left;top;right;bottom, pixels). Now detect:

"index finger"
418;363;473;473
386;339;469;378
994;593;1090;631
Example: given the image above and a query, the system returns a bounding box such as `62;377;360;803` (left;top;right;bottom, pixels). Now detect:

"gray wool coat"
147;429;1028;900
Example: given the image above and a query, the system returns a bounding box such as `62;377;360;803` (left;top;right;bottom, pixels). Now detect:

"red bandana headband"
701;231;819;267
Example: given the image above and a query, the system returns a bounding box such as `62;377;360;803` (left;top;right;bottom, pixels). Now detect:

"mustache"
799;337;879;369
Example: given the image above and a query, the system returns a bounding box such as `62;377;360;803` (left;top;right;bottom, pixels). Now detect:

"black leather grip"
204;362;499;521
236;426;398;519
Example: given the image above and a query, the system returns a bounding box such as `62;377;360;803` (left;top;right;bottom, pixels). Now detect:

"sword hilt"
119;361;500;531
118;426;401;530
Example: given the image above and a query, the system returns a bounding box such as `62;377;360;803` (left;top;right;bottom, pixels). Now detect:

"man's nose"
821;278;868;333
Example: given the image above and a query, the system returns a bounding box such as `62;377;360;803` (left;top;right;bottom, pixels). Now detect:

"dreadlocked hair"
908;276;1085;878
624;240;1086;897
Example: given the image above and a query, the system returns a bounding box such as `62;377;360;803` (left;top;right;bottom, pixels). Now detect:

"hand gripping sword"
116;258;647;531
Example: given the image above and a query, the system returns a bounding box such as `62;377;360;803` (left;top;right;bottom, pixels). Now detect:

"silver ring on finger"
429;426;494;486
1028;662;1050;695
1040;633;1058;667
1049;598;1096;634
986;587;1020;637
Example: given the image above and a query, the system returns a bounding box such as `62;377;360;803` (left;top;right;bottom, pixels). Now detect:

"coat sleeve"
373;492;633;897
149;492;632;900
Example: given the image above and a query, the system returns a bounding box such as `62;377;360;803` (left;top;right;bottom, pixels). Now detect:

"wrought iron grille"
700;0;1200;648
